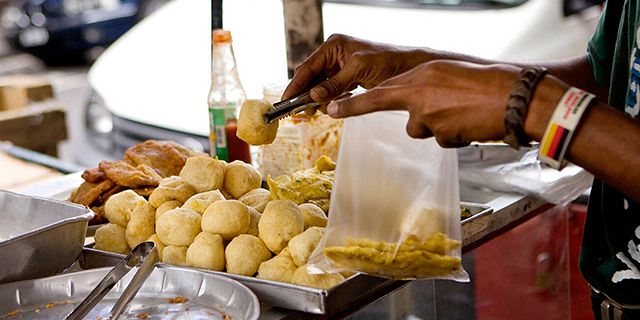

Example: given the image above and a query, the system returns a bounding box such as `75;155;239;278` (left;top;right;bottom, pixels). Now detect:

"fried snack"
156;208;202;246
186;232;225;271
155;200;182;219
288;227;325;267
162;245;188;266
201;200;249;240
104;190;147;227
299;203;328;229
125;203;156;249
323;234;461;279
148;176;197;208
246;207;261;237
258;200;304;254
182;190;225;215
237;99;279;145
94;224;129;254
124;140;196;178
220;189;234;200
98;160;160;188
223;161;262;199
179;156;226;193
225;234;272;276
314;155;336;172
309;199;330;213
267;156;335;207
146;234;165;257
69;179;115;207
81;167;105;183
291;264;345;289
238;188;270;213
257;248;297;283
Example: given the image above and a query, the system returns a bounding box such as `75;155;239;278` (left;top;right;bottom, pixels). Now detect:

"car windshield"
325;0;528;9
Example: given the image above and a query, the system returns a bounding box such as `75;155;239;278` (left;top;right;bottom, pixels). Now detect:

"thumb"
326;86;410;118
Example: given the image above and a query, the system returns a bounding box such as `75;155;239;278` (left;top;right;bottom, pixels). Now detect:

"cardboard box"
0;75;54;110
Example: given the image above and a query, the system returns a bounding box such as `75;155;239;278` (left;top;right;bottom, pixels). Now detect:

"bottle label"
208;105;235;160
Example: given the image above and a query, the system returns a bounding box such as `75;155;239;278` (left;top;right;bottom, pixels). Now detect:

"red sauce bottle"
225;118;252;163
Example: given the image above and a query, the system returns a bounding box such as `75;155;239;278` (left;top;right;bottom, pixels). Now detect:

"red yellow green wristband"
538;87;595;170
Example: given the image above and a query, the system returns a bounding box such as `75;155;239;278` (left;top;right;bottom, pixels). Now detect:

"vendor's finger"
405;118;433;139
326;86;409;118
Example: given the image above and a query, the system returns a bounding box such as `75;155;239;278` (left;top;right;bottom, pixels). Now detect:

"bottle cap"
213;29;232;43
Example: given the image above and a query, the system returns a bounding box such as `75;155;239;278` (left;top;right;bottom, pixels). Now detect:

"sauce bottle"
207;29;251;163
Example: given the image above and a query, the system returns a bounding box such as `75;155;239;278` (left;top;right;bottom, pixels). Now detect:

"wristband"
504;67;548;149
538;87;595;170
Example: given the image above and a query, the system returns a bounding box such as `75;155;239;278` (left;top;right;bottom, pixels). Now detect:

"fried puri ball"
246;207;261;237
155;208;202;246
237;99;279;145
258;200;304;254
238;188;270;213
299;203;328;229
201;200;249;240
257;248;298;283
182;190;225;215
225;234;272;276
288;227;325;267
179;156;226;193
146;234;165;257
125;203;156;249
148;176;197;208
291;264;345;289
162;245;188;266
94;223;129;254
223;161;262;199
186;232;225;271
104;190;147;227
155;200;182;220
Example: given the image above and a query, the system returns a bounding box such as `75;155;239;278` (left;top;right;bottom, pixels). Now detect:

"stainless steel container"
0;190;94;284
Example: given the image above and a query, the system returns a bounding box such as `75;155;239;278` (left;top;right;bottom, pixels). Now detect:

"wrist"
523;76;568;142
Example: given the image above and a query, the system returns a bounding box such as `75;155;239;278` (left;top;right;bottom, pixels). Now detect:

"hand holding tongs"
66;241;159;320
263;91;320;124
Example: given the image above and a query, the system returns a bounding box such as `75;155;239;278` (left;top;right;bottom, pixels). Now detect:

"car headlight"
85;91;113;135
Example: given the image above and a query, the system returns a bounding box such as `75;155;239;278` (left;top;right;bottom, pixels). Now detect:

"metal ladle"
65;241;159;320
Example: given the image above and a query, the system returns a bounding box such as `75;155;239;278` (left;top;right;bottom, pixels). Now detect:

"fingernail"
327;101;339;116
314;86;328;99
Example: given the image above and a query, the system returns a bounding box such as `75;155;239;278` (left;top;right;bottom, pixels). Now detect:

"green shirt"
582;0;640;305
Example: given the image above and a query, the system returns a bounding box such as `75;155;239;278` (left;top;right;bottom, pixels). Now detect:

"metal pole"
282;0;324;78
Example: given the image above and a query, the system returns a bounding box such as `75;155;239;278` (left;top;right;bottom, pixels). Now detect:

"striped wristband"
538;87;595;170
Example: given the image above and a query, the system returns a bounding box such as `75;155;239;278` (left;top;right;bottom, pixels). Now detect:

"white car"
82;0;602;164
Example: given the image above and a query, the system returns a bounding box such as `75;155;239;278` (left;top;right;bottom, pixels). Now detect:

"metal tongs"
66;242;159;320
263;91;320;124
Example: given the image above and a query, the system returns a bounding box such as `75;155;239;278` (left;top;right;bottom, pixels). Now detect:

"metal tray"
0;190;94;284
0;265;260;320
78;202;492;315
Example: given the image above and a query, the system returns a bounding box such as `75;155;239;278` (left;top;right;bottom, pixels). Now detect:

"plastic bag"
308;111;469;281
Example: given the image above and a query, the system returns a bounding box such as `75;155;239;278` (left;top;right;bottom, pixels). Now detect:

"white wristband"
538;87;595;170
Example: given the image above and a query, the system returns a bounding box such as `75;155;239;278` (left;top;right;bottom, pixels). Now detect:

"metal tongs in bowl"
263;91;320;124
66;241;159;320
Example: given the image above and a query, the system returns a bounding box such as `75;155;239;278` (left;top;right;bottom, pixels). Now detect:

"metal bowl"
0;190;94;284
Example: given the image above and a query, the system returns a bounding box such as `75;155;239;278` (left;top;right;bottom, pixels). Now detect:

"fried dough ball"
299;203;328;229
288;227;325;267
94;223;129;254
258;200;304;254
186;232;225;271
162;245;188;266
182;190;225;215
155;200;182;220
291;265;345;289
225;235;272;276
155;208;202;246
223;161;262;199
238;188;270;213
201;200;249;240
104;190;146;227
246;207;261;237
125;203;156;249
146;234;165;257
149;176;197;208
220;189;234;200
237;99;279;145
257;248;297;283
179;156;226;193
